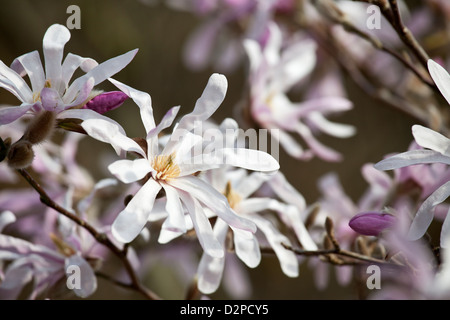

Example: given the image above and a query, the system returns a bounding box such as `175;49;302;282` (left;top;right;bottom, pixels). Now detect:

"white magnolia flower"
375;125;450;246
0;24;137;125
428;59;450;105
81;73;279;258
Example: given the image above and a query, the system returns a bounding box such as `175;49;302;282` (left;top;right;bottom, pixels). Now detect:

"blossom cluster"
0;0;450;300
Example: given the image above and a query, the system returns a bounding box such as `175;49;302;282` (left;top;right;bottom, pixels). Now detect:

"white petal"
440;207;450;248
147;106;180;154
65;255;97;298
428;59;450;105
235;171;271;199
43;24;71;85
296;122;342;162
111;179;162;243
0;60;33;102
233;228;261;268
160;183;186;233
307;112;356;138
268;172;307;210
12;51;45;93
252;215;299;277
175;73;227;132
177;190;224;258
218;148;280;172
108;159;152;184
374;149;450;171
80;117;145;157
61;53;97;88
408;181;450;241
170;175;257;233
412;125;450;156
0;211;16;233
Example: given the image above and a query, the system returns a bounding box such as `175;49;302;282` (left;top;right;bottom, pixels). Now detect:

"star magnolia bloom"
375;125;450;246
196;167;306;294
244;22;355;161
428;59;450;105
0;210;97;299
81;73;279;258
0;24;136;125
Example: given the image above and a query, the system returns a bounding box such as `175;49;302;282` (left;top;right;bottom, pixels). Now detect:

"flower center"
32;79;52;103
223;181;241;210
152;153;181;181
50;233;76;257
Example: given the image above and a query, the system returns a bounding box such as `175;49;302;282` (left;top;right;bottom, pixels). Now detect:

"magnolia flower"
244;22;355;161
81;73;279;259
375;125;450;246
428;59;450;105
0;23;136;126
0;210;97;299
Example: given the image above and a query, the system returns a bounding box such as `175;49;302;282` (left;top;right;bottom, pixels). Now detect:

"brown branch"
17;168;161;300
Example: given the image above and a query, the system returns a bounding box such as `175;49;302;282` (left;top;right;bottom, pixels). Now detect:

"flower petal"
306;112;356;138
218;148;280;172
412;125;450;156
234;171;271;199
0;61;33;102
408;181;450;241
39;87;66;112
61;53;97;88
233;228;261;268
111;179;162;243
108;159;152;184
0;104;34;125
428;59;450;105
0;211;16;233
160;183;186;234
65;255;97;298
374;149;450;170
43;24;71;87
11;50;45;93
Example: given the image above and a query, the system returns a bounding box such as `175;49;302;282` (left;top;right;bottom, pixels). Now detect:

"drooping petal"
11;50;45;93
412;125;450;156
61;53;98;88
0;104;34;125
111;179;162;243
268;171;307;210
42;24;71;87
428;59;450;105
170;175;257;233
178;190;224;258
306;112;356;138
65;254;97;298
80;116;145;157
296;122;342;162
233;228;261;268
108;159;152;184
408;181;450;241
374;149;450;171
160;183;187;234
234;171;271;199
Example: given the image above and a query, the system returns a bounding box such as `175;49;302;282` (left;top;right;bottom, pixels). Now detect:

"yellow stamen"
50;233;76;257
152;153;181;181
223;181;241;210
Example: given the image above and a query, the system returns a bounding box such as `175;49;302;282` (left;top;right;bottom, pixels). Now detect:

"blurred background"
0;0;428;299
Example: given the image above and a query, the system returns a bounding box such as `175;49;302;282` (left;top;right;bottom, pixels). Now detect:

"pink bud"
349;212;396;236
83;91;128;114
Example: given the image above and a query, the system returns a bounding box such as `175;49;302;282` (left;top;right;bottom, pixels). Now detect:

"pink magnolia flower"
244;22;355;161
0;24;135;126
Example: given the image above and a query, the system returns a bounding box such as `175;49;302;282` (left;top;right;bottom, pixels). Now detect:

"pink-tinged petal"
175;73;227;133
374;150;450;171
0;104;34;125
61;53;97;88
408;181;450;241
440;207;450;248
0;60;33;102
108;159;152;184
412;125;450;156
147;106;180;154
11;50;45;93
349;212;396;236
178;190;224;258
170;175;257;233
275;129;313;160
268;172;307;210
296;123;343;162
111;179;162;243
252;215;299;277
280;205;318;251
361;163;392;190
80;117;145;157
42;24;71;85
108;78;155;133
65;255;97;298
65;49;138;104
235;171;270;199
293;97;353;118
160;183;186;234
233;228;261;268
306;112;356;138
40;87;65;112
64;77;95;109
83;91;128;114
0;211;15;233
0;234;63;262
428;59;450;105
0;265;33;290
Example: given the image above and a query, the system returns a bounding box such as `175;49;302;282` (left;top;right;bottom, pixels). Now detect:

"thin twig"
17;168;161;300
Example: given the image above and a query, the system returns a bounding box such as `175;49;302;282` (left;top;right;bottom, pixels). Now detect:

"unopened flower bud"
349;212;396;236
83;91;128;114
7;140;35;169
23;110;56;144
